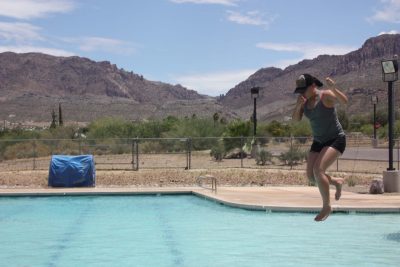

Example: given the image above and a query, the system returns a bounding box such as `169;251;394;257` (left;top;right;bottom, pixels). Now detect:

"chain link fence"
0;136;398;174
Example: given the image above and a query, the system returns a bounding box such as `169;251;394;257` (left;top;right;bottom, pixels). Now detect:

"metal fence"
0;136;398;174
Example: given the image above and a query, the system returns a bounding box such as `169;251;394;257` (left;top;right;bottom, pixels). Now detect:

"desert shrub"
87;117;135;139
4;142;35;159
291;120;312;143
140;141;165;154
266;120;290;137
210;142;226;161
347;176;356;187
222;120;251;151
255;148;272;165
359;124;373;137
110;144;130;155
279;145;307;165
337;109;349;130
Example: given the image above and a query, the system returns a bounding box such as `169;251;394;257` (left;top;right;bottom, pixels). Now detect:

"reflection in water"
386;232;400;242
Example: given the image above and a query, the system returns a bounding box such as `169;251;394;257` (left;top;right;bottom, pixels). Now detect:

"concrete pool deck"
0;186;400;213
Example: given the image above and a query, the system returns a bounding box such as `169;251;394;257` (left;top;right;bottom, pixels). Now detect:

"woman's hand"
296;95;306;107
325;77;335;87
324;77;348;105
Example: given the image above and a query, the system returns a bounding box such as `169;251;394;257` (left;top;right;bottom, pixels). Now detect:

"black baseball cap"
294;74;323;94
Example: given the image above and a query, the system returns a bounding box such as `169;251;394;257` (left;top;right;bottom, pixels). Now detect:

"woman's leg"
325;174;344;200
313;146;342;221
307;151;319;185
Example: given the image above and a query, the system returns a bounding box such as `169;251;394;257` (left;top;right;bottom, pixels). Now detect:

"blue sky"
0;0;399;96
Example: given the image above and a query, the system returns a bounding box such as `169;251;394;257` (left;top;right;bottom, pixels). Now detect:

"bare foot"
314;206;332;222
335;178;344;201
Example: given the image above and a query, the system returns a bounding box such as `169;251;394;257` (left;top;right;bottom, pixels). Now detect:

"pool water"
0;195;399;267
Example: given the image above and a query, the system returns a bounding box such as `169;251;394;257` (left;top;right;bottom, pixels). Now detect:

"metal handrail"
196;175;217;193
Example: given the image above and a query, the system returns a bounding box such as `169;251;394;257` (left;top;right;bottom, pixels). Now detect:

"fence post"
135;138;139;171
290;136;293;170
78;138;82;154
185;138;189;170
33;139;36;170
131;138;139;171
397;139;400;170
337;158;339;172
240;136;244;168
186;138;192;170
131;139;135;170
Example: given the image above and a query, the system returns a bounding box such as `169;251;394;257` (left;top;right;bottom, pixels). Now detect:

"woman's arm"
292;95;306;121
322;77;348;107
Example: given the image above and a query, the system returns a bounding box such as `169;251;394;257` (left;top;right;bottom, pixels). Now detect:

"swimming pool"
0;194;399;267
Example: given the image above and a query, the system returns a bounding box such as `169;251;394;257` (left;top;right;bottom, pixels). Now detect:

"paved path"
1;186;399;213
271;147;399;161
342;147;397;161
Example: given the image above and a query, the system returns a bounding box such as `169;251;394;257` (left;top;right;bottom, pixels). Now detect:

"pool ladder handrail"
196;175;217;193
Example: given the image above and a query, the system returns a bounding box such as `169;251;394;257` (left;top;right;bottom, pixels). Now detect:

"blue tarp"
48;155;95;187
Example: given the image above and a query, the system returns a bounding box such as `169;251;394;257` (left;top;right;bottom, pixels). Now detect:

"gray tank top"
303;91;345;143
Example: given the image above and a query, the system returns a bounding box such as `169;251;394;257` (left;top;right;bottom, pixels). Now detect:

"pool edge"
1;187;399;214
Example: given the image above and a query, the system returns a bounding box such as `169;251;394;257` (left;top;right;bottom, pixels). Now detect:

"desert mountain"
0;52;232;124
220;34;400;121
1;34;399;126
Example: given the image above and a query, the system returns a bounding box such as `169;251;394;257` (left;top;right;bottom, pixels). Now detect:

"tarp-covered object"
48;155;95;187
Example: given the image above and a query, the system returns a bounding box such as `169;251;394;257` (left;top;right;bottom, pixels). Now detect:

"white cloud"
378;30;399;35
173;69;256;96
62;36;136;55
170;0;238;6
369;0;400;23
226;10;276;27
0;45;74;56
0;22;43;43
0;0;75;20
256;42;357;68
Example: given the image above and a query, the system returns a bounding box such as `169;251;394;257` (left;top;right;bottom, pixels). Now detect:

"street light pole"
371;95;378;148
250;87;260;137
381;57;399;192
253;96;257;136
388;80;395;170
373;102;376;139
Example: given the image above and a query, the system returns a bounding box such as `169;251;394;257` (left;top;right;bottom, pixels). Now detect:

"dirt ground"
0;152;388;174
0;167;376;194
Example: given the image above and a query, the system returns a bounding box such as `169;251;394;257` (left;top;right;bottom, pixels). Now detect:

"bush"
337;109;349;130
279;145;306;165
266;120;287;137
210;142;225;161
255;148;272;165
222;120;251;151
347;176;356;187
140;141;165;154
291;120;312;143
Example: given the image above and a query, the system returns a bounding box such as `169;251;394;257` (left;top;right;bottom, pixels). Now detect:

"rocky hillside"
220;34;400;121
1;34;399;125
0;52;232;124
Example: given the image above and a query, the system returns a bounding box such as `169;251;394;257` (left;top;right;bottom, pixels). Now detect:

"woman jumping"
292;74;348;222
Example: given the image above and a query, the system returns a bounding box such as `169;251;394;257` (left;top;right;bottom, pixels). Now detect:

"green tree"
222;119;251;151
267;120;286;137
213;112;220;127
375;109;388;127
58;103;63;126
50;109;57;129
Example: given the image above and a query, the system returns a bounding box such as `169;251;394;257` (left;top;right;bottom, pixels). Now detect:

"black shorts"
310;135;346;154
